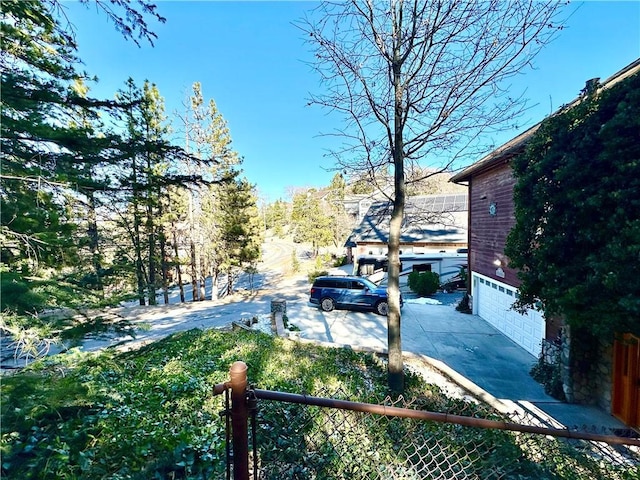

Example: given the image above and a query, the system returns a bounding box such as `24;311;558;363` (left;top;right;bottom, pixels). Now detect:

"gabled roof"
451;58;640;184
345;194;468;247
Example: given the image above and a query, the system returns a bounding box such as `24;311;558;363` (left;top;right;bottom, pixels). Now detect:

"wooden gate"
612;333;640;428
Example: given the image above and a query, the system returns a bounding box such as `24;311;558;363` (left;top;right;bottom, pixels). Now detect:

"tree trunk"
227;271;233;296
211;269;219;300
134;234;146;305
199;252;207;301
387;47;406;393
171;221;185;303
132;157;146;306
146;200;157;305
188;186;200;302
190;238;199;302
159;226;169;304
86;190;104;298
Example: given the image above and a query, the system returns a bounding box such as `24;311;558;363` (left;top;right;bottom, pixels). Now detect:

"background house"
345;194;468;262
451;59;640;428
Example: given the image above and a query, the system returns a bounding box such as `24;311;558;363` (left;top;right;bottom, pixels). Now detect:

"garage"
472;273;545;357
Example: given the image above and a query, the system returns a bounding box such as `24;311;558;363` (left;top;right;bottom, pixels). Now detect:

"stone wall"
561;327;613;411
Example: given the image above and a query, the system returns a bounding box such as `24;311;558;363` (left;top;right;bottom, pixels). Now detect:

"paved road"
121;238;316;307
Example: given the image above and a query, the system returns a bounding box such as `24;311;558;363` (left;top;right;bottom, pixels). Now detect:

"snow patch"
405;297;442;305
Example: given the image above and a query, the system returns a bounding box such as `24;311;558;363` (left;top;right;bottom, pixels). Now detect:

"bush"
314;254;331;270
332;255;348;267
308;270;329;283
407;271;440;296
456;292;472;314
530;356;566;402
0;272;46;314
291;249;300;273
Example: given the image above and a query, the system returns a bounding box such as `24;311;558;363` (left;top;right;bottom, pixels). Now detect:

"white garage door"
474;274;544;357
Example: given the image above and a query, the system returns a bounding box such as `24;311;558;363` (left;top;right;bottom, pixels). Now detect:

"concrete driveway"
289;289;624;429
289;291;545;400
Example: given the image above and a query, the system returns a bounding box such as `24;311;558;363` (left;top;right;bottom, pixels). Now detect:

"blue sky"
62;1;640;202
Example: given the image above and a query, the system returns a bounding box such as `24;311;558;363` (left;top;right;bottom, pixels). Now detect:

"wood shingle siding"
469;162;520;287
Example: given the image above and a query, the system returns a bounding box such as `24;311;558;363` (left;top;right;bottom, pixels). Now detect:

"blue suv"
309;275;400;315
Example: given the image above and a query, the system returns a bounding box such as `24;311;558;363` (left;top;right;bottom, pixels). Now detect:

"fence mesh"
247;388;639;480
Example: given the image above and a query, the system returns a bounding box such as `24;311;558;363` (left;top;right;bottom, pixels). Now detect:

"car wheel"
320;297;335;312
375;301;389;316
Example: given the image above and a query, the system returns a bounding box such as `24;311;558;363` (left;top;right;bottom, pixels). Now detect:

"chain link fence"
216;362;639;480
250;390;638;480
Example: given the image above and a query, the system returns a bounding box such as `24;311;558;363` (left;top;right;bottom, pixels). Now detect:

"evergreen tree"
177;82;240;301
1;1;129;311
113;79;149;305
265;199;290;238
165;185;190;302
326;173;351;248
291;189;333;256
1;1;81;296
111;79;193;305
140;81;171;304
218;178;263;295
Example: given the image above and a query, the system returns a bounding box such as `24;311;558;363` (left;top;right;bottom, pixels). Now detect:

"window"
413;264;432;273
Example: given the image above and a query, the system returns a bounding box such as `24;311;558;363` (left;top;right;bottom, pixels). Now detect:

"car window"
360;277;379;290
315;277;379;289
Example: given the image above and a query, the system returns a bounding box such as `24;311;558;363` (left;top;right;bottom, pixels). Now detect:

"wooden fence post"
230;361;249;480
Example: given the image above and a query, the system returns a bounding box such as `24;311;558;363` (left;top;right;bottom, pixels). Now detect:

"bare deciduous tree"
300;0;564;392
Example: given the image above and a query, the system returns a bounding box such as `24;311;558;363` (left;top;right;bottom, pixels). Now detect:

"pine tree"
1;2;125;310
176;82;240;301
218;178;262;295
291;189;333;256
326;173;351;248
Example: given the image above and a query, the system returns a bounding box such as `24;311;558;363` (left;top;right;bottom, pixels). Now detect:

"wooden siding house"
451;59;640;428
451;127;547;358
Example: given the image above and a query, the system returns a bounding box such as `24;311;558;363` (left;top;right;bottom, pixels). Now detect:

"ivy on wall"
505;71;640;339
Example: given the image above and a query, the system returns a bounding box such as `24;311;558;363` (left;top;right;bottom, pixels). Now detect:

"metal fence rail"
215;361;640;480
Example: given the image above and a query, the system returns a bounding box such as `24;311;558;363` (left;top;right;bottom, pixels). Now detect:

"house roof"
345;194;468;247
451;58;640;184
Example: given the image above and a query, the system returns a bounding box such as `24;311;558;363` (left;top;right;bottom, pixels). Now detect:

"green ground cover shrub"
530;356;567;402
1;330;633;479
332;255;348;267
1;331;405;479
